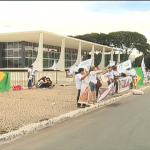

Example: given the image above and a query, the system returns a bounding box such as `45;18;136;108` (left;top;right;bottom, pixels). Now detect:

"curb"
0;85;150;145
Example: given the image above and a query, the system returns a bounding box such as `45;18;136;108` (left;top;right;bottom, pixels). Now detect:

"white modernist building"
0;30;122;71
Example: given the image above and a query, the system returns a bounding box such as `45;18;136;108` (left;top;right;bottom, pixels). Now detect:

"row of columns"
33;33;121;71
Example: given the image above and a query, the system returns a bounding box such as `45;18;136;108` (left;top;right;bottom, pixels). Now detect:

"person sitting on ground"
37;76;53;89
46;76;55;88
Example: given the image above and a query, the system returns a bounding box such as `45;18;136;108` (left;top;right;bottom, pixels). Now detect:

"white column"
110;49;113;61
99;47;105;69
32;32;43;71
72;41;81;66
117;50;121;64
56;38;65;71
91;45;94;66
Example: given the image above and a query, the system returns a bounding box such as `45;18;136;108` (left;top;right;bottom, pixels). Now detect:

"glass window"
8;50;13;57
43;59;48;68
3;43;7;49
19;58;23;67
25;58;28;67
19;42;22;48
8;42;14;49
2;59;7;68
14;50;18;57
33;50;37;57
14;42;18;48
8;58;13;68
19;49;22;57
13;59;19;68
2;50;7;57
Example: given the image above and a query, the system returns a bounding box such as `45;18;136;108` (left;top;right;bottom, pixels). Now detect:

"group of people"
27;65;55;89
75;65;136;108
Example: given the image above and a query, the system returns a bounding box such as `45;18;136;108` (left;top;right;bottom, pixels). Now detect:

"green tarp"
132;67;145;86
0;71;10;92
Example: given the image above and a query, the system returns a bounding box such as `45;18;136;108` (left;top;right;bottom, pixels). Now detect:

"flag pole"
56;69;58;85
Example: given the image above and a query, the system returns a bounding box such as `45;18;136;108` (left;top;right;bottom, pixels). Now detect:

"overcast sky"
0;1;150;42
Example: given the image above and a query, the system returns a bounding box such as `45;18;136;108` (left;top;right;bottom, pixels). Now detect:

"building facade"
0;30;121;71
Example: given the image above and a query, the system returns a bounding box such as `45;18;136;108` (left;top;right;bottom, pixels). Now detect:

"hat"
46;75;49;78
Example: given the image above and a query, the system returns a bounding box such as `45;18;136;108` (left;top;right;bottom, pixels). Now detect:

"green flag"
0;71;10;92
132;67;145;86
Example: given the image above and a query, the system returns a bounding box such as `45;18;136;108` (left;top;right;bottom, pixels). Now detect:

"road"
1;89;150;150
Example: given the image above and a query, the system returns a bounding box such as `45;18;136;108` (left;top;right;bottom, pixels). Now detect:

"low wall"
10;71;74;87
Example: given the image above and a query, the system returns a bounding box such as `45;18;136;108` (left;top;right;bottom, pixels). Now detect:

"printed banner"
117;60;132;73
118;76;131;93
0;71;10;92
97;83;114;102
78;77;90;104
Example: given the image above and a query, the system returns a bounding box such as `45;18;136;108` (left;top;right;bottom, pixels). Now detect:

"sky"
0;1;150;42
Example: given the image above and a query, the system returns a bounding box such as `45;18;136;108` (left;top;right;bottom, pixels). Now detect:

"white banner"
52;60;57;70
117;60;132;73
141;57;146;68
78;58;93;67
109;60;116;67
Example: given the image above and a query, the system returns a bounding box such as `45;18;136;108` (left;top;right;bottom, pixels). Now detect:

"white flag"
52;60;57;70
141;57;146;68
78;58;93;67
109;60;116;66
117;60;132;73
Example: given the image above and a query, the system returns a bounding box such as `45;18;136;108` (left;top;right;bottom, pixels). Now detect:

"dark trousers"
96;87;99;97
114;80;118;93
77;90;86;107
28;79;33;88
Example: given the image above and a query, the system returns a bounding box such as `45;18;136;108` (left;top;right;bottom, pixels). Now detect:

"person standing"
112;66;120;93
106;67;115;86
89;66;109;104
27;65;34;89
75;68;89;108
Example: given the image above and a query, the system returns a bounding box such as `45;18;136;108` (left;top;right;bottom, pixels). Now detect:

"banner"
141;57;146;68
0;71;10;92
109;60;116;66
97;83;114;102
118;76;131;93
132;67;145;86
78;78;90;104
78;58;93;67
117;60;132;73
52;60;57;70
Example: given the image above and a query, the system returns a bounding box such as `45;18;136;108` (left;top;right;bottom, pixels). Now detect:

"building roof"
0;30;121;52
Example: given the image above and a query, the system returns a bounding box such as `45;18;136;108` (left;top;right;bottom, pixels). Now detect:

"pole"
56;70;58;84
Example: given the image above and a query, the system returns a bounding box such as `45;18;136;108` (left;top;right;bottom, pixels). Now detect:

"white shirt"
75;74;83;90
106;71;114;82
96;70;102;79
113;71;120;76
28;68;35;76
89;71;97;84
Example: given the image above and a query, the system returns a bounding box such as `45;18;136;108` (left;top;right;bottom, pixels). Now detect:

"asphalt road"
1;89;150;150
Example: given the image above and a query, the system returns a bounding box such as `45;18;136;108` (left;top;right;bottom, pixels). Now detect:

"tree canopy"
70;31;150;56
